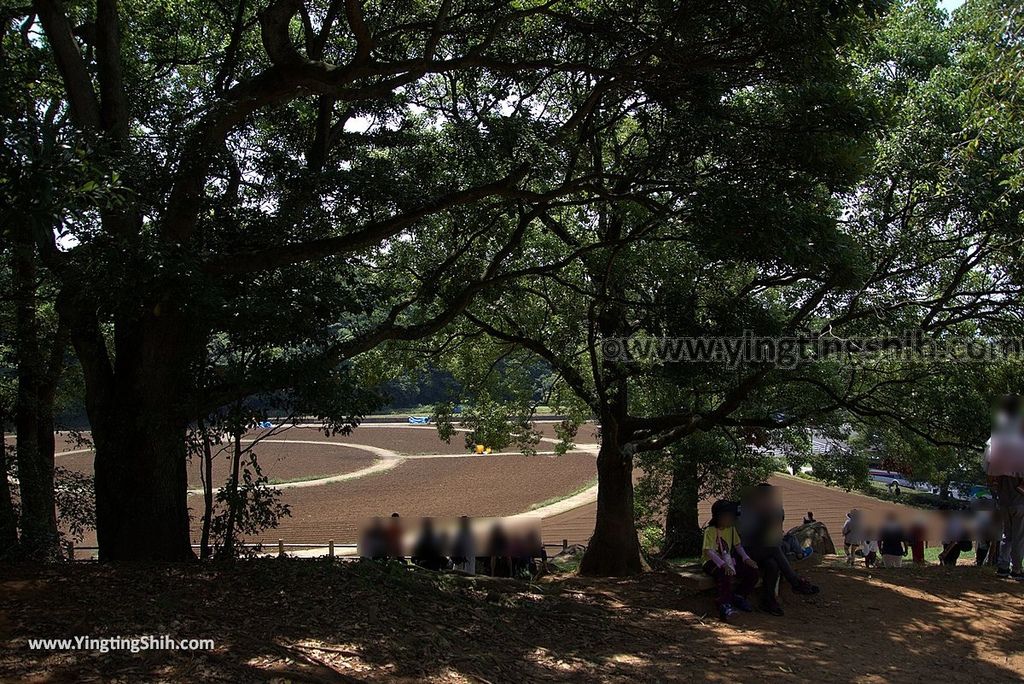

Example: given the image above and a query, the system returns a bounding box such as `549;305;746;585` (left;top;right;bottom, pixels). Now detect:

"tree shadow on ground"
1;558;1021;682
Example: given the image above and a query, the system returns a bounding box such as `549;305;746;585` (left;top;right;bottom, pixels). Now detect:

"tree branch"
32;0;101;130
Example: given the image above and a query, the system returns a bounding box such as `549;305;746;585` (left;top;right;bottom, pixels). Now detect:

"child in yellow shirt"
703;499;759;622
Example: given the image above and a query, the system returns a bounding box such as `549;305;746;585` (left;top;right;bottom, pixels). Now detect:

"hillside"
2;558;1021;682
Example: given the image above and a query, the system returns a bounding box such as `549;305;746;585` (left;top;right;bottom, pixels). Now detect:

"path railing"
65;539;574;561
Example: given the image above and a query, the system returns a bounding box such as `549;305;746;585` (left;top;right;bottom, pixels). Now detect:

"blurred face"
753;487;778;511
718;511;735;528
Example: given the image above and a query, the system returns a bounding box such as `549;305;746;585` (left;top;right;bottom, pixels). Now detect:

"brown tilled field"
46;423;936;552
250;451;598;544
56;441;378;487
58;423;601;550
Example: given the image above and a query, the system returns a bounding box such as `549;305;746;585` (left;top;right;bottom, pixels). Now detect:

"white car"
867;469;915;490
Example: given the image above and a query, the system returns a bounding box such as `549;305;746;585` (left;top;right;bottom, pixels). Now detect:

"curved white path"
186;439;404;495
54;422;601;520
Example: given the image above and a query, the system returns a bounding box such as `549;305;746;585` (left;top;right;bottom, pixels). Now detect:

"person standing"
992;476;1024;578
842;509;862;567
908;517;927;565
860;530;879;568
879;513;908;568
986;395;1024;579
411;517;446;571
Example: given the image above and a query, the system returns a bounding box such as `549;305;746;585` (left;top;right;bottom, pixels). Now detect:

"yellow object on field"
485;448;492;455
475;444;485;454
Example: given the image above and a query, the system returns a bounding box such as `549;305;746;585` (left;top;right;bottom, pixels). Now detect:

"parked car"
867;469;915;490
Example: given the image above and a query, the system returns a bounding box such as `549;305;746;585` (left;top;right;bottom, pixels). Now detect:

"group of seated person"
703;483;820;622
359;513;548;578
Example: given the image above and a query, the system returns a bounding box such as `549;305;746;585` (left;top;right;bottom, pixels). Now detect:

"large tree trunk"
15;398;60;560
69;300;198;562
0;414;18;554
12;238;61;561
577;204;646;576
662;455;702;559
578;438;647;576
91;407;193;561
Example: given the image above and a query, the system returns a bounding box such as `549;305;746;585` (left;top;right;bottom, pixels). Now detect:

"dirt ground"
56;442;378;488
59;424;600;550
2;558;1020;683
54;422;935;552
50;422;598;478
235;451;597;544
69;450;598;549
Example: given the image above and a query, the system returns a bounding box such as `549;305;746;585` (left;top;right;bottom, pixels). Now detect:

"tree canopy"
1;0;1022;572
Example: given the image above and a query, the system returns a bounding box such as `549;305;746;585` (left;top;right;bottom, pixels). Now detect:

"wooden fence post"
329;540;335;559
278;539;285;558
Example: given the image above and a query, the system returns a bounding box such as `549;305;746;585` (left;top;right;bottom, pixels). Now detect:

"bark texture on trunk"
578;439;647;576
70;299;197;562
92;409;193;561
13;238;61;560
662;456;703;559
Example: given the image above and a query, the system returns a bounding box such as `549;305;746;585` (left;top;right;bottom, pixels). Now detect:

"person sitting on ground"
411;517;447;571
451;516;476;575
878;513;908;568
842;509;862;567
781;532;813;561
737;483;819;617
486;522;512;577
360;517;389;561
385;512;406;562
803;511;816;525
973;501;998;567
938;508;969;566
702;500;759;623
522;528;548;578
860;529;879;568
508;530;528;578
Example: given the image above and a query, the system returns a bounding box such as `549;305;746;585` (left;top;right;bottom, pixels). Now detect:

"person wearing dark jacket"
878;513;908;568
411;517;447;571
737;483;819;616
